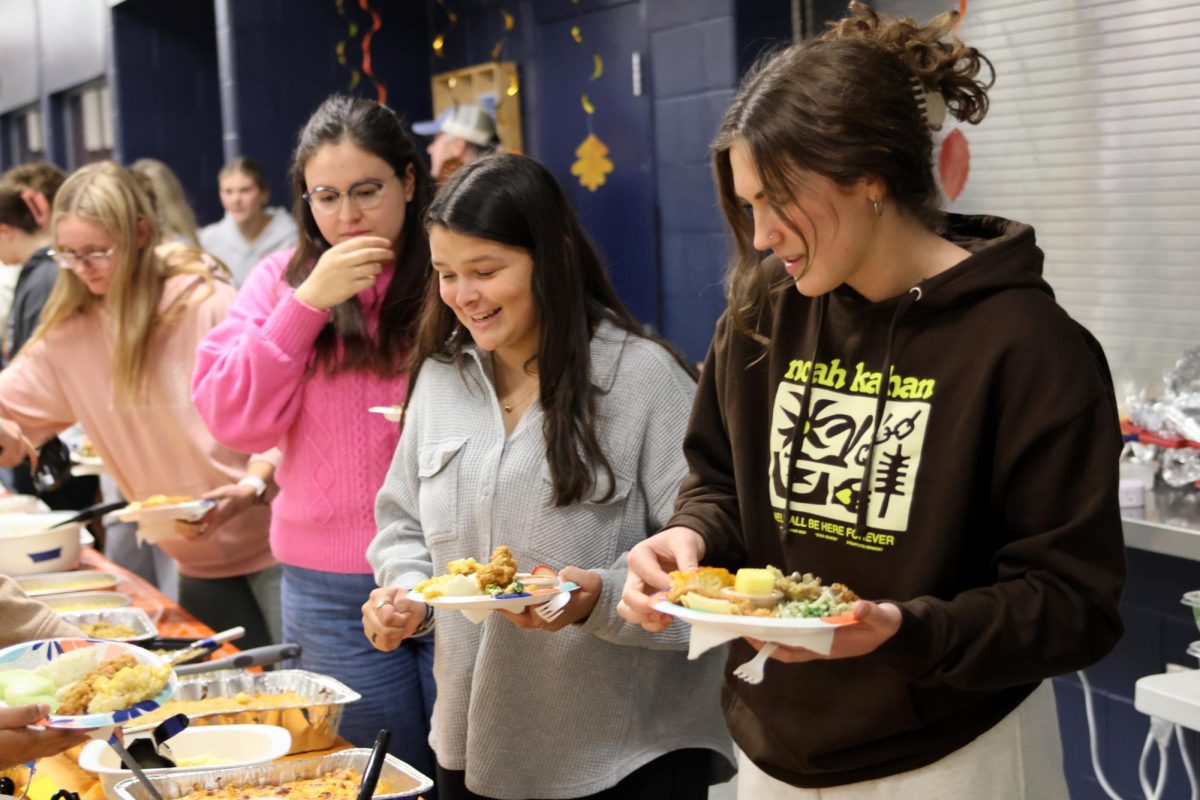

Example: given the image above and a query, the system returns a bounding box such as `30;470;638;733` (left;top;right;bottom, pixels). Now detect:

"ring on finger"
371;632;378;644
374;598;392;611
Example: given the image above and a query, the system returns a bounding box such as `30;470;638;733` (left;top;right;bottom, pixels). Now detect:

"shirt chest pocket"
417;437;468;548
529;465;633;570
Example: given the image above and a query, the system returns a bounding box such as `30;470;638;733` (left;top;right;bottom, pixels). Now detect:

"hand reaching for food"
618;526;706;632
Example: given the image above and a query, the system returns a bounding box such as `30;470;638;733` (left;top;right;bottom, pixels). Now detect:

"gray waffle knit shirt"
369;320;735;799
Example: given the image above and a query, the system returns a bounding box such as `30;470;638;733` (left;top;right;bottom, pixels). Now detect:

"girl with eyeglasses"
191;95;436;778
0;161;281;648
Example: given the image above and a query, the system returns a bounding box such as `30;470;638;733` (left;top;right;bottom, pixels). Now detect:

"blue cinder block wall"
110;0;224;224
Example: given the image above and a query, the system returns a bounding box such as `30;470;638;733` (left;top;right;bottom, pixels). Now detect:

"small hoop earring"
872;199;883;218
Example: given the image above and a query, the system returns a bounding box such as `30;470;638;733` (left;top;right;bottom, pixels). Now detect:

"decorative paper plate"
368;405;404;423
407;582;576;624
0;638;176;729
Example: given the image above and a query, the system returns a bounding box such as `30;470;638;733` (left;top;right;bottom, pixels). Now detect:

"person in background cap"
413;104;499;183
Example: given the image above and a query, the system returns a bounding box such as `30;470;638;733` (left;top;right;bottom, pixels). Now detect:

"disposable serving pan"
58;607;157;641
112;748;432;800
123;669;360;754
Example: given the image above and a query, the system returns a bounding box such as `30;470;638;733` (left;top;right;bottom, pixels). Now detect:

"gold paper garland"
567;4;613;191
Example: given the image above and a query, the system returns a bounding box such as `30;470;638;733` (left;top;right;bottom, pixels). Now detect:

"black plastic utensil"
33;438;72;494
356;730;390;800
47;500;126;529
125;713;189;769
108;738;166;800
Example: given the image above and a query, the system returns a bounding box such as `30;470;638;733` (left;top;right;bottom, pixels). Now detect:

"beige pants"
737;680;1069;800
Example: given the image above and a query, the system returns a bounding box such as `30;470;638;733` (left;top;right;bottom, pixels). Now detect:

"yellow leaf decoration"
506;73;520;97
492;41;503;61
432;33;445;57
590;54;604;81
348;21;358;37
349;69;361;89
336;40;346;65
571;25;582;44
580;92;594;115
503;11;515;31
571;133;614;192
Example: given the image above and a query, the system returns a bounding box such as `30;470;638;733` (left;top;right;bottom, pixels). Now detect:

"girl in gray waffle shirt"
362;153;734;800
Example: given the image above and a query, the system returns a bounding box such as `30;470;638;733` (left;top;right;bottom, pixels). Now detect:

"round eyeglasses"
48;245;118;270
302;174;397;217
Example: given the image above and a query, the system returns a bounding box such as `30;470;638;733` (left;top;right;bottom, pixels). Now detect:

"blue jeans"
281;565;436;786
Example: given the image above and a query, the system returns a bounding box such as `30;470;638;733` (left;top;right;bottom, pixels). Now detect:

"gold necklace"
500;381;538;414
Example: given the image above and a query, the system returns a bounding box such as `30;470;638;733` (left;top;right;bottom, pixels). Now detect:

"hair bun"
823;1;994;125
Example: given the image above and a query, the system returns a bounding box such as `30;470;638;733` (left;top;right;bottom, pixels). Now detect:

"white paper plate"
653;600;854;635
114;500;214;524
368;405;404;423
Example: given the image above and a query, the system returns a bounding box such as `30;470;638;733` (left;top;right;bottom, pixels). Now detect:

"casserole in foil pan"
58;607;157;641
123;669;361;754
111;747;433;800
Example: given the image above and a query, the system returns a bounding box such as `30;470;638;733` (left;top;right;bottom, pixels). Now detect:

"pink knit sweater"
191;249;409;574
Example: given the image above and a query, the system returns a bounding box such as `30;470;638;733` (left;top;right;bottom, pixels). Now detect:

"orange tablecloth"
29;549;350;800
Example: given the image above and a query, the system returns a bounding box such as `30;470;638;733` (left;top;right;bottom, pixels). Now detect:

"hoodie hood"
828;213;1053;314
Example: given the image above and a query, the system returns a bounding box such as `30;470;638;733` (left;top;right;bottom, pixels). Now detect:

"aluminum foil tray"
123;669;361;754
112;748;433;800
58;607;157;642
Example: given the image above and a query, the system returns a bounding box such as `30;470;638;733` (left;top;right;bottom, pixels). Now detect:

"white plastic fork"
533;581;578;624
732;643;778;684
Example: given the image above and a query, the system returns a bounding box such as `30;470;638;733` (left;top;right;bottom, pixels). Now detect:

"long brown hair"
35;161;221;403
414;153;695;506
285;95;433;376
713;1;993;344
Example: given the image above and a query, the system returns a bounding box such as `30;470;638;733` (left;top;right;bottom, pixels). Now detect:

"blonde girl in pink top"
0;161;280;648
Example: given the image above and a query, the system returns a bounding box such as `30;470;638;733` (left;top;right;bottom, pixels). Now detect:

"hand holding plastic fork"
533;582;580;625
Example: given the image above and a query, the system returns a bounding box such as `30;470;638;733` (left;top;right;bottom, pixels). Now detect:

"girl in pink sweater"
0;162;279;647
192;96;435;779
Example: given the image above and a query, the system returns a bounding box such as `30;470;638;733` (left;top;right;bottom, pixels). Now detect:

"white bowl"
0;512;85;574
79;723;292;799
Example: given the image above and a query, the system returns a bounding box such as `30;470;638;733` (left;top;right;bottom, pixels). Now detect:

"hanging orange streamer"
357;0;387;104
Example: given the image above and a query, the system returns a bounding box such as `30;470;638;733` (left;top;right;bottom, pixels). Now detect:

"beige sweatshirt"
0;274;275;578
0;575;81;645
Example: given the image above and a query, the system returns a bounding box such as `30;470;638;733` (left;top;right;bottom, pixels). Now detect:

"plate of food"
15;569;120;597
115;495;214;524
0;638;176;729
653;566;858;658
409;548;574;623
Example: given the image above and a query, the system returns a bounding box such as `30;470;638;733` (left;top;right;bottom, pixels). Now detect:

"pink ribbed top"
191;250;409;573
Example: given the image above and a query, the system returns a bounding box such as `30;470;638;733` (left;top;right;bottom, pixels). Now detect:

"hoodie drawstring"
779;294;827;543
853;286;922;538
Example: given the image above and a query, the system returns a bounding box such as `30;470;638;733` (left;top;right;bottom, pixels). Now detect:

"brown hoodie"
670;214;1125;787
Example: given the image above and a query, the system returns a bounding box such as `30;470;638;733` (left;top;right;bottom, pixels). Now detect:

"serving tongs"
46;500;126;529
173;642;302;676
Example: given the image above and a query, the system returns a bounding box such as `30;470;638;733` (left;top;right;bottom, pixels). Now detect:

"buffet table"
29;549;348;800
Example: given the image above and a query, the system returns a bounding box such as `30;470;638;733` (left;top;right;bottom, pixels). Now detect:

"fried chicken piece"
57;654;137;715
475;545;517;590
666;567;735;603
